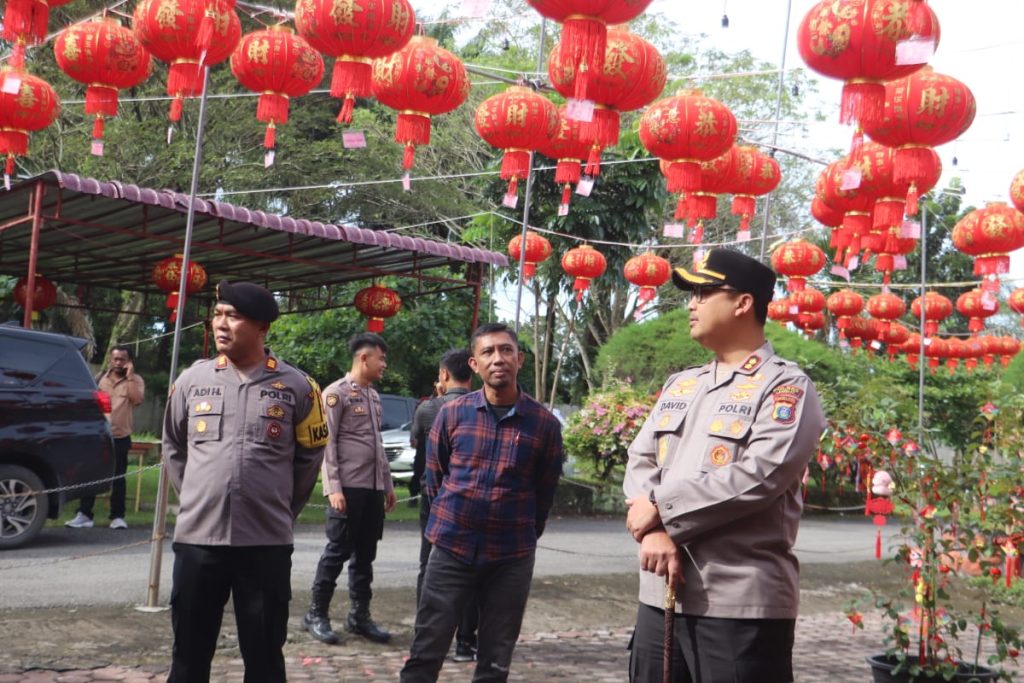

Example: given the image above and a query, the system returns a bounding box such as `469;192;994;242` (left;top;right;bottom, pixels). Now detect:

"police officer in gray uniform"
623;249;827;683
162;281;329;683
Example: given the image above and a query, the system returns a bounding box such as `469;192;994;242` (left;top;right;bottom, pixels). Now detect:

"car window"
378;395;416;431
0;331;94;388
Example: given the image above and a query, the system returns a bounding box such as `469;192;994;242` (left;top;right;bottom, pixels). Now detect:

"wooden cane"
662;581;676;683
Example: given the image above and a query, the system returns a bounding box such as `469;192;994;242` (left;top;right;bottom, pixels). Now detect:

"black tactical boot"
346;600;391;643
301;594;341;645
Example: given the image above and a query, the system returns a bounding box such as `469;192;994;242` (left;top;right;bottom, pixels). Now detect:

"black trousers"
311;487;385;604
417;491;479;647
168;543;292;683
401;547;535;683
628;603;795;683
78;435;130;519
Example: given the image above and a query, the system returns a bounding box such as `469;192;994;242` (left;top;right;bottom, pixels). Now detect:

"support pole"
142;66;213;611
22;182;45;329
917;202;928;436
758;0;793;261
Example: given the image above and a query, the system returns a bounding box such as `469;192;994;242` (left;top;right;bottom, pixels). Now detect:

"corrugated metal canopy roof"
0;172;507;304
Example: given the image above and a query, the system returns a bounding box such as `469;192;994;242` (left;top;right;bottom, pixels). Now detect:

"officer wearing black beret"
624;248;827;683
216;280;280;323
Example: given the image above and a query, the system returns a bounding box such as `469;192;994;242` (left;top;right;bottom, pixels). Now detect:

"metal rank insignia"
325;394;339;407
265;358;278;371
658;413;673;428
730;390;751;401
271;381;287;390
668;378;697;397
708;445;731;467
709;418;725;433
267;405;285;419
740;355;761;372
353;405;367;415
657;438;669;466
728;420;745;436
194;401;213;413
195;419;208;433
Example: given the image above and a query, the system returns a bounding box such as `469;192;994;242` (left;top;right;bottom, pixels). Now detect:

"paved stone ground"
0;612;1017;682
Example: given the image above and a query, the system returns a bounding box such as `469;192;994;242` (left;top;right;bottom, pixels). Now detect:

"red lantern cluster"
295;0;415;125
508;231;552;280
624;253;671;311
354;284;401;332
152;255;208;323
2;0;73;67
373;36;471;172
770;239;825;292
54;18;152;147
561;244;607;301
0;68;60;187
230;26;324;154
475;86;558;202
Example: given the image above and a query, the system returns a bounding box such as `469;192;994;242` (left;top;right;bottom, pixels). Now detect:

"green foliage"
562;384;654;480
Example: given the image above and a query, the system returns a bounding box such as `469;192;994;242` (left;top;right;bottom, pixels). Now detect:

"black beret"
672;248;777;305
216;281;279;323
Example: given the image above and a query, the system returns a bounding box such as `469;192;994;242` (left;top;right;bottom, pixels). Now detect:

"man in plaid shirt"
400;322;564;683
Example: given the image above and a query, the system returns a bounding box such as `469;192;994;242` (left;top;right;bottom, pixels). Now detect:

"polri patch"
771;385;803;425
325;393;339;407
708;445;731;467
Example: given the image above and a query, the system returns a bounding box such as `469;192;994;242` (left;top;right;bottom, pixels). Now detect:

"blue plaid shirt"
424;389;563;565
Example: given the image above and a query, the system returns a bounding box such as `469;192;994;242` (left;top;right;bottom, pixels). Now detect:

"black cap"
216;281;279;323
672;249;777;304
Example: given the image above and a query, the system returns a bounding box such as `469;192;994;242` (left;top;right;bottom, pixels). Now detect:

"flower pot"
867;654;998;682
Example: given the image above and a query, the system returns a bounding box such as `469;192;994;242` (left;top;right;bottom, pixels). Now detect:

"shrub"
562;383;655;480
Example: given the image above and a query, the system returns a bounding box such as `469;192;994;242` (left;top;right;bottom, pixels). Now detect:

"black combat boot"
346;599;391;643
301;593;341;645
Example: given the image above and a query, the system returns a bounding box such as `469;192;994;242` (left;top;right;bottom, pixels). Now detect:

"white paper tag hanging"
870;340;883;350
893;255;908;270
895;37;936;65
736;230;751;243
831;265;851;281
264;150;275;167
788;304;800;316
692;248;705;266
663;223;684;238
342;130;367;149
901;220;921;238
91;140;104;156
4;174;10;191
576;176;594;196
981;292;999;311
167;126;175;145
847;256;860;271
402;173;411;192
840;167;862;190
557;203;569;217
566;98;595;122
502;192;518;209
2;76;22;94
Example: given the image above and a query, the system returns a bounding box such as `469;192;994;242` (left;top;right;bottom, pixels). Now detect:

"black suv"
0;324;115;548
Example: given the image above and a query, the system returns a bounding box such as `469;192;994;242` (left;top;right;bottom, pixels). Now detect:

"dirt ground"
6;560;1018;675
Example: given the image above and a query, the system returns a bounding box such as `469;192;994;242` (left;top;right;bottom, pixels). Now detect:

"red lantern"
996;337;1021;367
910;291;952;336
797;0;940;125
866;291;906;339
956;288;999;334
0;68;59;187
508;231;552;280
1011;170;1024;214
152;254;208;323
726;146;782;233
547;26;665;176
372;36;471;172
54;18;152;146
882;322;909;362
639;89;737;193
660;148;737;232
475;86;558;200
923;336;948;373
845;316;879;353
1;0;73;67
864;141;940;232
1008;288;1024;327
797;310;826;338
818;160;876;267
768;299;798;324
133;0;241;122
812;196;844;229
561;244;607;301
295;0;414;125
13;274;58;319
525;0;654;102
354;284;401;333
624;253;671;311
961;336;986;372
230;26;324;153
826;289;864;339
770;239;826;292
951;202;1024;288
538;106;592;210
943;336;967;374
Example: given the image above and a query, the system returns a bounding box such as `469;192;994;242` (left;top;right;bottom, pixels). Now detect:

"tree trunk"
104;291;146;361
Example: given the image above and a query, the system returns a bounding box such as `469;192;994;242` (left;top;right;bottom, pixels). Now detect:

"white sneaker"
109;517;128;530
65;512;94;528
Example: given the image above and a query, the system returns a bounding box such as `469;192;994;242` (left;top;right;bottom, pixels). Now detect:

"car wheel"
0;465;49;549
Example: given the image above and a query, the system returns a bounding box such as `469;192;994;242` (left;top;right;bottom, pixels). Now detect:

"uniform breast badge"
708;445;731;467
267;405;285;419
196;420;207;433
657;439;669;466
709;418;725;433
195;401;212;413
271;381;287;390
326;394;339;407
267;422;283;439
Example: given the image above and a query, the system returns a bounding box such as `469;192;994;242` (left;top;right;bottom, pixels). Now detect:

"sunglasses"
689;285;740;304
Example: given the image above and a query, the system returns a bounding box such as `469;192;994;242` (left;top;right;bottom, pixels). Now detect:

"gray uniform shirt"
624;342;827;619
320;374;393;495
162;352;328;546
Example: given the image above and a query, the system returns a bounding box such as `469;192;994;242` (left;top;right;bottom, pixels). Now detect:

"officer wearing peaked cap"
162;280;328;682
623;249;827;682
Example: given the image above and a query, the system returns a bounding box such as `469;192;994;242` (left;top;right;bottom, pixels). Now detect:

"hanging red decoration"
1;0;73;67
475;85;558;201
624;253;671;311
861;67;974;190
537;105;592;210
547;25;665;176
0;68;60;188
1011;170;1024;214
770;239;826;293
951;202;1024;289
910;291;952;336
660;147;737;230
866;291;906;340
54;18;152;147
13;274;58;319
230;26;324;154
1008;288;1024;327
295;0;414;125
797;310;826;338
943;337;967;374
508;231;552;280
561;244;607;301
639;89;737;193
956;288;999;334
882;322;909;362
372;36;471;172
354;284;402;333
995;336;1021;367
863;141;940;233
725;146;782;234
961;336;986;372
793;287;825;315
826;289;864;340
768;299;798;324
133;0;241;122
796;0;940;125
923;336;948;373
524;0;654;102
152;254;208;323
845;316;879;354
818;160;876;268
865;469;894;559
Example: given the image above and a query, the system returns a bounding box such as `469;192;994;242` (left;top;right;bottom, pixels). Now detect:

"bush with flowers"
563;383;655;480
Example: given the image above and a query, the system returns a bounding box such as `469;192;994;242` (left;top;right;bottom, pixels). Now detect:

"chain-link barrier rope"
0;463;164;500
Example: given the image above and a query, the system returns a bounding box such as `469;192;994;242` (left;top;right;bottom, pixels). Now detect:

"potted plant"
831;395;1023;682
